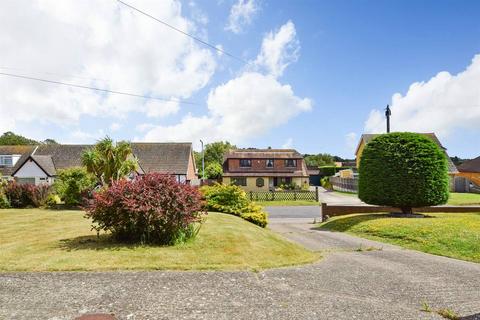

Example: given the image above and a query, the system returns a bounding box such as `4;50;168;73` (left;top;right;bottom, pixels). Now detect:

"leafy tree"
54;167;96;205
358;132;449;215
0;131;38;145
304;153;334;167
204;162;223;179
195;141;235;177
82;137;138;185
42;138;58;145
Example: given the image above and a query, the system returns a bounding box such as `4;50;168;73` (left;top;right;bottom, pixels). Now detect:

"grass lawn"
255;200;319;206
319;213;480;263
448;192;480;205
0;209;319;271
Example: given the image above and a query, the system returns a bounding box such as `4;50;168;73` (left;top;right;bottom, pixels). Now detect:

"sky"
1;0;479;159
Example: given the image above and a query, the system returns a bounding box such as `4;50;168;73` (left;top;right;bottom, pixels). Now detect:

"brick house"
222;149;309;191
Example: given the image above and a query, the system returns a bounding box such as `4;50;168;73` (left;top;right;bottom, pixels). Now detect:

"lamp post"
385;104;391;133
200;139;205;180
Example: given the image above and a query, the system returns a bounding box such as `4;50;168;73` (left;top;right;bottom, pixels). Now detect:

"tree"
358;132;449;215
54;167;96;205
194;141;235;176
0;131;38;145
204;162;223;179
42;138;58;145
82;137;138;185
304;153;334;167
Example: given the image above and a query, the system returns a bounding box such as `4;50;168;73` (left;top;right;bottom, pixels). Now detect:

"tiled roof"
357;133;458;174
9;143;193;176
458;156;480;173
0;145;36;176
131;143;192;175
225;149;303;159
31;155;56;176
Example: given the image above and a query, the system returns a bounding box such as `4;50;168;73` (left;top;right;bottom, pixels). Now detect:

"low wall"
321;203;480;221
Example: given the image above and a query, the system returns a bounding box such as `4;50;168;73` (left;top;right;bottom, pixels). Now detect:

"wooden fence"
329;176;358;193
249;188;319;202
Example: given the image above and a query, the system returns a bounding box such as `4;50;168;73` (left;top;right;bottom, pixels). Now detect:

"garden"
320;133;480;262
0;138;318;271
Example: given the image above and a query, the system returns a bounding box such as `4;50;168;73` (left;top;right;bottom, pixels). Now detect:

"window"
285;159;297;167
239;159;252;167
0;155;13;166
231;177;247;186
256;178;264;187
266;159;274;168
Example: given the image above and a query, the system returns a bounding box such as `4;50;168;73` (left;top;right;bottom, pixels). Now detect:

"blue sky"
1;0;479;158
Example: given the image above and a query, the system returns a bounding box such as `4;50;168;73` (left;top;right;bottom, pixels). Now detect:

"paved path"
1;208;480;319
316;187;364;205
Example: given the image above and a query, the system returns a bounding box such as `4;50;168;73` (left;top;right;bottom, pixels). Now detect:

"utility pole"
200;139;205;180
385;104;391;133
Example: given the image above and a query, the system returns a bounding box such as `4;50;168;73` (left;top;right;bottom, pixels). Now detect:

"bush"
45;193;62;207
85;173;205;245
204;162;223;179
54;167;96;205
319;166;352;177
0;193;10;208
358;132;449;214
4;182;52;208
200;184;268;227
320;176;333;190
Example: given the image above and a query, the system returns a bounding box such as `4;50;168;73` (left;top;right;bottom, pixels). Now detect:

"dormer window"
239;159;252;167
266;159;274;168
0;155;13;166
285;159;297;167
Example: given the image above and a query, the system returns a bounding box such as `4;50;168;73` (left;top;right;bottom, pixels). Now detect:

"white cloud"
225;0;259;34
254;20;299;78
282;138;293;149
345;132;358;153
0;0;216;133
143;72;311;147
365;54;480;137
110;122;122;132
143;21;311;147
145;100;180;118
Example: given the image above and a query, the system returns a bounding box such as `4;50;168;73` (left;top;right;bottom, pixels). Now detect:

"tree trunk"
400;207;413;215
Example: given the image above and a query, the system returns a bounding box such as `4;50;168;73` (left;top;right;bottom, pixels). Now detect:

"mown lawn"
0;209;319;271
255;200;319;206
319;213;480;262
448;192;480;205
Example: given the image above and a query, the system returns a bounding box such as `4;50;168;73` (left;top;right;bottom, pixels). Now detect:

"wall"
222;176;270;191
355;140;365;168
186;150;197;181
227;158;302;172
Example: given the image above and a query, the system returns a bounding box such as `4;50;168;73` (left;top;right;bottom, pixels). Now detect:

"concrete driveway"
1;206;480;319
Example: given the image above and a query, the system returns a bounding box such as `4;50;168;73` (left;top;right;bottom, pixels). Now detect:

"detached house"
223;149;309;191
1;143;197;185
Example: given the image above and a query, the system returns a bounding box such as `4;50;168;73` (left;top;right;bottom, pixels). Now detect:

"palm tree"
82;137;138;185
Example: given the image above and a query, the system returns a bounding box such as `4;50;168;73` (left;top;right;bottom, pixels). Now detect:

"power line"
116;0;247;64
0;71;199;105
0;66;108;83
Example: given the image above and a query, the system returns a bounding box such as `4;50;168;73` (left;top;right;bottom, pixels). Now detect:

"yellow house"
456;156;480;186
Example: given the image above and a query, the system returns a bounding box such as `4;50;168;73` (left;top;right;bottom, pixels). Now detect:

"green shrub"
319;166;353;177
320;176;332;190
0;193;10;208
204;162;223;179
201;184;268;227
358;132;449;214
45;194;62;207
54;167;96;205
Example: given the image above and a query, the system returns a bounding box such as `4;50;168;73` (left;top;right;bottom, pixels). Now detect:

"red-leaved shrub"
4;182;51;208
85;173;205;245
